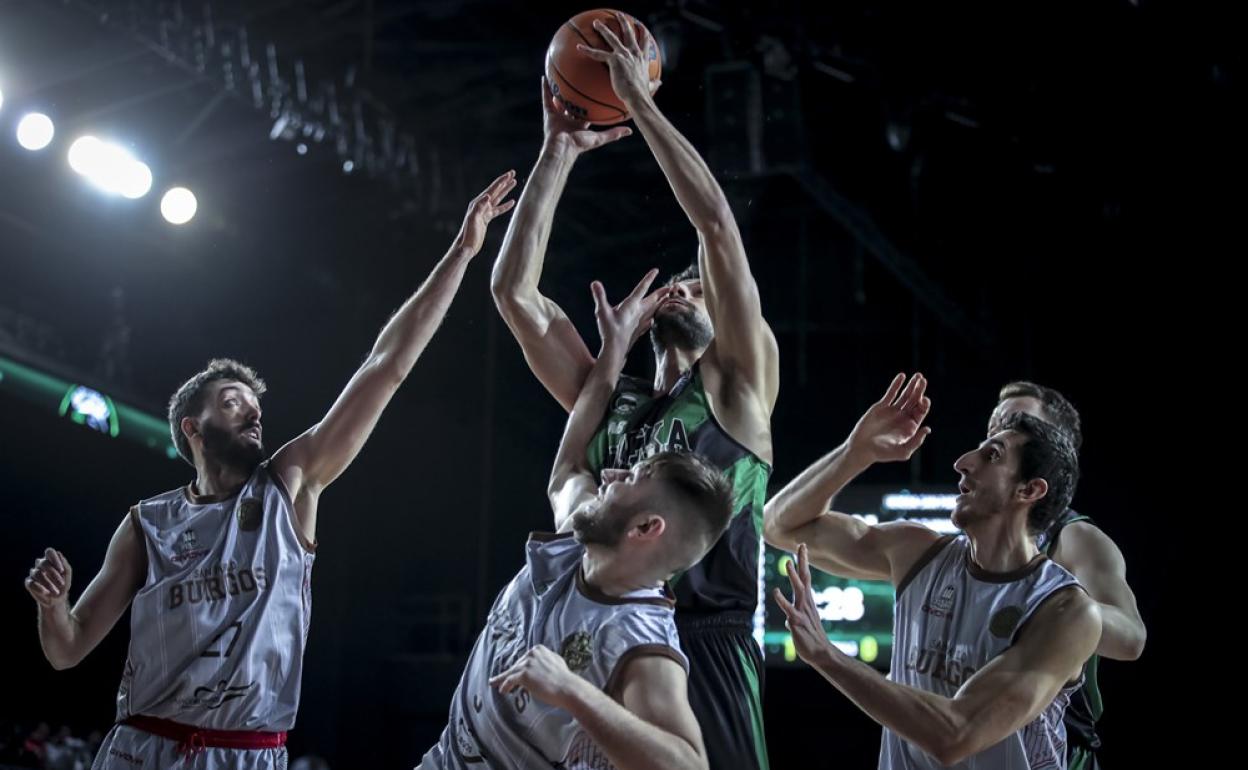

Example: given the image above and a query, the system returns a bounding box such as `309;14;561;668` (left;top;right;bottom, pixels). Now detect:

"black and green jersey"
586;363;772;616
1039;508;1103;755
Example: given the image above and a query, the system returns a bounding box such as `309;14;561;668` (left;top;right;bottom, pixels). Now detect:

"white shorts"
91;724;288;770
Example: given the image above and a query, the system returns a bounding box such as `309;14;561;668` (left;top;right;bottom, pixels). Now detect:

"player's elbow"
45;648;82;671
670;739;708;770
761;502;795;549
1121;624;1147;661
930;734;975;767
489;262;535;310
488;267;516;304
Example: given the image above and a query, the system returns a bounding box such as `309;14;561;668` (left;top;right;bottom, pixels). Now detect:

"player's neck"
653;345;705;395
581;550;664;597
964;515;1039;574
190;459;252;502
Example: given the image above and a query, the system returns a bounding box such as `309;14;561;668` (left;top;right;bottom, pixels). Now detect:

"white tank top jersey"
880;535;1083;770
418;533;688;770
115;462;315;732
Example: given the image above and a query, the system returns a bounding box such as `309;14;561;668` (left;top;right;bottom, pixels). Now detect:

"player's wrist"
621;89;657;117
554;673;595;712
542;134;582;160
598;337;629;363
842;439;877;470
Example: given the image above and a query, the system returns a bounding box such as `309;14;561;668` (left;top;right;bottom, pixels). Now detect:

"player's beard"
570;499;636;548
650;304;713;354
200;420;264;474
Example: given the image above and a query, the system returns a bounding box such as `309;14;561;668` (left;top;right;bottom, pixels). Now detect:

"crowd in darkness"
0;722;99;770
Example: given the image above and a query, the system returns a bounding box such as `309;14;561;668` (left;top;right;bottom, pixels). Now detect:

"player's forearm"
763;441;873;544
490;142;577;308
369;244;475;382
549;342;627;492
37;603;85;670
563;677;706;770
807;646;966;765
1095;602;1146;660
625;96;734;235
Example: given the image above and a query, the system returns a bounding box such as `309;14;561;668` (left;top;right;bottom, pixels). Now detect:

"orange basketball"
545;9;662;125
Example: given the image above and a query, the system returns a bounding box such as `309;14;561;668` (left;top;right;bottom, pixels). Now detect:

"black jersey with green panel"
1038;508;1103;754
586;363;772;615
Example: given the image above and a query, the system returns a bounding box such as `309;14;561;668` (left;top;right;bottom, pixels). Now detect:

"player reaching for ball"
491;10;779;770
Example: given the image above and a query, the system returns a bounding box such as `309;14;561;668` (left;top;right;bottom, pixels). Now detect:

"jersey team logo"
559;631;593;673
237;498;262;532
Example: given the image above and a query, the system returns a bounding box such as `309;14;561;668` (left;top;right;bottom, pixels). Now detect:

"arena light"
882;493;958;511
67;135;153;198
0;85;6;113
118;160;153;199
160;187;197;224
16;112;55;150
0;354;176;459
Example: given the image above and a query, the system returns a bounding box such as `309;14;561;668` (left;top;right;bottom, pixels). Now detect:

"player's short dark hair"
997;381;1082;451
168;358;266;465
999;413;1080;534
667;261;700;286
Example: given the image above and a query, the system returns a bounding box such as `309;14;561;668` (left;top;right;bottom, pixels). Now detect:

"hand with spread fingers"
576;12;662;108
848;373;933;464
541;76;634;155
454;170;519;256
590;268;669;358
773;543;836;667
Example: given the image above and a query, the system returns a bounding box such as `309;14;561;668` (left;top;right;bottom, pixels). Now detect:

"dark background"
2;0;1221;766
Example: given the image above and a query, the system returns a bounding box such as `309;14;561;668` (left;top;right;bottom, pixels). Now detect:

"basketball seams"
548;61;627;119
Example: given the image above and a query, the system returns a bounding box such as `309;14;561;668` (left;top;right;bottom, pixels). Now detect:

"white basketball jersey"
880;535;1083;770
116;462;315;731
418;533;687;770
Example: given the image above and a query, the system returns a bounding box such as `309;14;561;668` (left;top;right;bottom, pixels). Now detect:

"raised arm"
763;373;938;582
549;270;664;531
579;16;777;400
25;514;146;669
1051;520;1147;660
777;544;1102;766
271;172;516;541
490;79;634;412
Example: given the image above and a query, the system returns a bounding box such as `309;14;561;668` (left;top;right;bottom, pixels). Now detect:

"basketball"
545;9;662;125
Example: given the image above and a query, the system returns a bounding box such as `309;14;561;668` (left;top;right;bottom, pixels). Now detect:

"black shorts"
678;611;769;770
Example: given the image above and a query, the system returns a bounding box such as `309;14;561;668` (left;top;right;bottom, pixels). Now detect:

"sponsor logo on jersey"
921;584;956;618
174;677;256;710
453;713;485;761
612;392;640;416
171;528;210;565
108;748;145;766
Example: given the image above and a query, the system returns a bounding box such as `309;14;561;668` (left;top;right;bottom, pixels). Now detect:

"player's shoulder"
1022;584;1101;647
137;484;190;509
